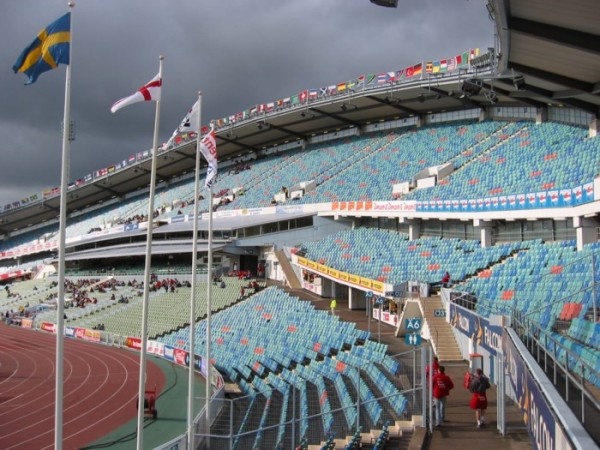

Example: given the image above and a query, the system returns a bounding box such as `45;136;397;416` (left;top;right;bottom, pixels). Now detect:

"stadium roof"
492;0;600;115
0;0;598;235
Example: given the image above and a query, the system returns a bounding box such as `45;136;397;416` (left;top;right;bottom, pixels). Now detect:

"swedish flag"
13;12;70;85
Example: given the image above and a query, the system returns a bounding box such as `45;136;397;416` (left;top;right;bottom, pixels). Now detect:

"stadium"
1;0;599;449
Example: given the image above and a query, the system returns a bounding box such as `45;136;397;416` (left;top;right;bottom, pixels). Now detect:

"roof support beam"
508;17;600;55
509;63;594;93
260;122;307;140
513;84;599;116
308;107;362;127
216;135;257;153
366;95;416;114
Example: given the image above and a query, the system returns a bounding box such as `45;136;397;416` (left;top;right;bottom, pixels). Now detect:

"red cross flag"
111;73;162;113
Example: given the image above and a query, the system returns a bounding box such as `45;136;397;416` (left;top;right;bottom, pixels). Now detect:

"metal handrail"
512;310;600;417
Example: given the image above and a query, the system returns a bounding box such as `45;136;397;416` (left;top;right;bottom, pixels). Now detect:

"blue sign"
405;318;422;331
434;308;446;317
366;291;374;299
405;333;422;346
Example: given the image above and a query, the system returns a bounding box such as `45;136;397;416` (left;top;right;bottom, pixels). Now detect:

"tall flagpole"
136;55;164;450
55;3;75;449
206;177;214;434
188;91;202;450
206;178;213;435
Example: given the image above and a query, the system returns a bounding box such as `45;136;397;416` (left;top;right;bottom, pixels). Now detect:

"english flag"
111;73;161;113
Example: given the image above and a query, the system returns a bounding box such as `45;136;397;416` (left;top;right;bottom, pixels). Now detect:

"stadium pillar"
401;218;421;241
536;107;547;124
479;108;489;122
474;219;493;247
590;118;598;138
573;216;599;251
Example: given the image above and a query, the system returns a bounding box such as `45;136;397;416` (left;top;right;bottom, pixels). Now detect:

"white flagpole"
187;91;202;450
55;4;75;449
136;55;164;450
206;178;213;433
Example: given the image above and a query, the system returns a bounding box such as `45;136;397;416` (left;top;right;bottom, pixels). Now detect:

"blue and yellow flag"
13;12;70;85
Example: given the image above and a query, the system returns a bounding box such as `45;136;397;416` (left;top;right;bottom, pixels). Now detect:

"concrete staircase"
420;295;463;362
275;249;302;289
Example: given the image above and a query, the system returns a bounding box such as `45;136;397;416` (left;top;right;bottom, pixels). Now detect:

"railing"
511;310;600;443
188;346;427;450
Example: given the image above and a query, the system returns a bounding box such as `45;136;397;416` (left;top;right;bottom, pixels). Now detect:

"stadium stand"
2;2;600;445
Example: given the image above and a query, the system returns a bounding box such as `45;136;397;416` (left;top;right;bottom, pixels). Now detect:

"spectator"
468;368;491;428
432;366;454;427
442;271;451;288
240;286;245;298
426;356;440;380
257;262;265;278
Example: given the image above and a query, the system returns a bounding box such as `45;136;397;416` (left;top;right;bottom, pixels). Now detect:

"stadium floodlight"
460;79;483;97
370;0;398;7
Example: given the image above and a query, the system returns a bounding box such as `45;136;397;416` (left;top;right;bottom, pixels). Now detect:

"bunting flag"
199;124;218;188
13;12;71;85
447;57;456;71
111;73;161;113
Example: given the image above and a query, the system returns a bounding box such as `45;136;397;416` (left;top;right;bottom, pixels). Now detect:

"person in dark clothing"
468;368;491;428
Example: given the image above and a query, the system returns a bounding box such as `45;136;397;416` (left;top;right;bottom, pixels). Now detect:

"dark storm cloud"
0;0;492;206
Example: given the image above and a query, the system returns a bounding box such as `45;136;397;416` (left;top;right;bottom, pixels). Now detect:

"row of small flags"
212;49;478;128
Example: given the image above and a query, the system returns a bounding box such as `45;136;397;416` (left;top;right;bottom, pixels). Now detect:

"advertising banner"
414;184;594;213
163;345;175;362
449;302;502;356
173;348;189;367
40;322;57;333
125;336;142;350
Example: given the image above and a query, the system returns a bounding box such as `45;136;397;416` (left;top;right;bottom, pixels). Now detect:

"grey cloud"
0;0;492;206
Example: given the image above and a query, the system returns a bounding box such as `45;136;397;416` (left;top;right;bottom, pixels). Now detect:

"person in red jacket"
432;365;454;427
426;356;440;380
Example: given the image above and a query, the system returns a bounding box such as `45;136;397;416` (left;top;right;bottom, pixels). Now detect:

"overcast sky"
0;0;493;207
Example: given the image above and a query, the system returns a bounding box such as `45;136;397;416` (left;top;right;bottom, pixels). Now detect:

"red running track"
0;322;165;450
